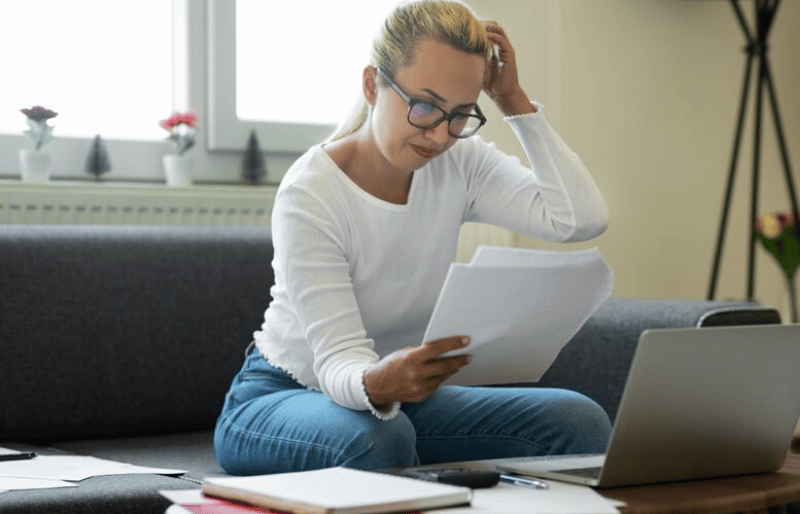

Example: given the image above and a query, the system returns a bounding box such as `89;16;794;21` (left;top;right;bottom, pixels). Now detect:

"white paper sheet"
425;480;619;514
0;477;78;494
424;246;614;386
160;489;216;504
0;455;185;482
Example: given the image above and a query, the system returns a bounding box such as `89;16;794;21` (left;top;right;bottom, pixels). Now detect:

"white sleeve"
271;185;401;419
461;102;608;242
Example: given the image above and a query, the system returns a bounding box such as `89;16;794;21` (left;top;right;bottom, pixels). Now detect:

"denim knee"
543;389;612;455
214;392;420;474
338;412;419;470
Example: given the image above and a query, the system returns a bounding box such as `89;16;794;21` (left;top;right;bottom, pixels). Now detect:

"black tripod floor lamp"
707;0;800;304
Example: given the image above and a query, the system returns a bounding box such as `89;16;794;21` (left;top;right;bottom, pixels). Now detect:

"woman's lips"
411;145;439;159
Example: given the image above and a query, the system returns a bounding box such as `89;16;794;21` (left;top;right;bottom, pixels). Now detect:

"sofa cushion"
0;225;274;442
535;298;781;421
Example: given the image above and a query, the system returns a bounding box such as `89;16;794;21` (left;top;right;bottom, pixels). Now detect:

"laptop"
494;324;800;488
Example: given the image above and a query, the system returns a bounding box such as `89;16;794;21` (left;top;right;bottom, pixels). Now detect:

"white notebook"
202;467;472;514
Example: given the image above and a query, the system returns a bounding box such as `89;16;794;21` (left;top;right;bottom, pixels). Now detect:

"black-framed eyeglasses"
376;67;486;138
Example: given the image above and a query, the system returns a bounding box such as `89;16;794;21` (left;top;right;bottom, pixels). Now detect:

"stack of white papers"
424;246;614;386
0;447;185;494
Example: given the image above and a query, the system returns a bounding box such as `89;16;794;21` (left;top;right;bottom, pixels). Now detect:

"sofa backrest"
1;225;274;442
537;298;782;421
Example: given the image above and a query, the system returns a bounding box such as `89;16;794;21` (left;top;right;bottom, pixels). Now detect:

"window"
0;0;179;182
0;1;173;141
207;0;398;152
0;0;401;183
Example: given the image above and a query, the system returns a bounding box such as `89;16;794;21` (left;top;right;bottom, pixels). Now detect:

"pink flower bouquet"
160;110;198;156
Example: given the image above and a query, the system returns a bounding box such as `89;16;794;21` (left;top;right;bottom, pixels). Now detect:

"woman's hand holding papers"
363;336;471;407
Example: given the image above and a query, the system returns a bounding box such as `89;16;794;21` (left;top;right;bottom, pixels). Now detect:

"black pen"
0;451;38;462
499;474;549;489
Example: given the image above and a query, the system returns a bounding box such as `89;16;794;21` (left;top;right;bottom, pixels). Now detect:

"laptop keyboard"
556;466;602;479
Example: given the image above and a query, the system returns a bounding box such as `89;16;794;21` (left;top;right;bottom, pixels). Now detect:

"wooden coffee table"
166;447;800;514
443;451;800;514
602;453;800;514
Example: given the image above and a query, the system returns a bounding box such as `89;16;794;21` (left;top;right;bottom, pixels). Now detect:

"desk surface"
603;453;800;514
455;452;800;514
166;452;800;514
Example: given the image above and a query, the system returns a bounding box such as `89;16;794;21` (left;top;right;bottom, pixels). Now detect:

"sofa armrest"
535;298;781;421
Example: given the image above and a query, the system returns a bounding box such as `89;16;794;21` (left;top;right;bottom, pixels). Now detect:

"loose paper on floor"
0;447;186;493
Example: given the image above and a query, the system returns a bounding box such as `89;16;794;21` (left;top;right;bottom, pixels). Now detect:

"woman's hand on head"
363;336;471;407
483;21;535;116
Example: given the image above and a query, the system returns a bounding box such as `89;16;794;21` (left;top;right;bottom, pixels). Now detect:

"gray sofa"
0;224;783;514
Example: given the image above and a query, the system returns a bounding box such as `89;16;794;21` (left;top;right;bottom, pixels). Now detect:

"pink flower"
21;106;58;122
180;111;198;128
160;110;198;156
159;110;198;131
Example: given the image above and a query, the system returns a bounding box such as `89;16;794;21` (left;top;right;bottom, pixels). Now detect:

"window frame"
0;0;336;184
0;0;188;183
205;0;336;152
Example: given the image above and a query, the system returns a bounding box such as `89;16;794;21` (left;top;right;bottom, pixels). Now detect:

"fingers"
405;351;470;400
413;336;471;382
363;337;472;406
422;335;471;358
482;20;513;54
480;20;530;114
402;337;471;388
427;354;471;382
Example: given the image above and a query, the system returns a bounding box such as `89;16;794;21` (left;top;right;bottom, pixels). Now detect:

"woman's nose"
425;121;451;145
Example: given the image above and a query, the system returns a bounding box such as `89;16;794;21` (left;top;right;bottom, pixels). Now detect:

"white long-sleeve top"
255;104;608;419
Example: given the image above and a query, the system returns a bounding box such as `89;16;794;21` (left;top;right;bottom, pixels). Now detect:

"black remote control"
401;468;500;488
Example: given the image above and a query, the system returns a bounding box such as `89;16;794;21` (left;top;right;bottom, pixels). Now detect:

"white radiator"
1;184;515;255
0;183;275;227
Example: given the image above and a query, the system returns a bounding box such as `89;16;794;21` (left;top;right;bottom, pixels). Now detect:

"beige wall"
466;0;800;320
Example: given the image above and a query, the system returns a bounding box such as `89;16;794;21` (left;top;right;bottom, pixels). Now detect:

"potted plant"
19;106;58;183
755;211;799;322
160;110;198;187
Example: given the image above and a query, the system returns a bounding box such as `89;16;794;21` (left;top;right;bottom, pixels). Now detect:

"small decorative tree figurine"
85;135;111;180
755;211;799;322
241;130;266;183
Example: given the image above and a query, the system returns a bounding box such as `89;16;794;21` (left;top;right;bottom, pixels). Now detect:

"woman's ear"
363;66;378;105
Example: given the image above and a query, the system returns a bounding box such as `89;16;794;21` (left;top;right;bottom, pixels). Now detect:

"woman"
215;0;611;475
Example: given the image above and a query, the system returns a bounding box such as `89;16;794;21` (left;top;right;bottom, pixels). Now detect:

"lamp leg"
708;51;755;300
746;56;766;301
762;59;800;243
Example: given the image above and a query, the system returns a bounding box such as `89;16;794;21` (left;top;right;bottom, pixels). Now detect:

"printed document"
424;246;614;386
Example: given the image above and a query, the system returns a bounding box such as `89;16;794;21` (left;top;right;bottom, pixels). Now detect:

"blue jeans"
214;348;612;475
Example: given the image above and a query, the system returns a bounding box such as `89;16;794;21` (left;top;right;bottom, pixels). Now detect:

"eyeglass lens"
408;102;483;137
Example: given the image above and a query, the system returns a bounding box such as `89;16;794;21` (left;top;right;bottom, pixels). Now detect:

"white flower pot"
163;154;193;187
19;149;51;183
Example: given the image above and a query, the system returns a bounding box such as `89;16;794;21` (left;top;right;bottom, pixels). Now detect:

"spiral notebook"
202;467;472;514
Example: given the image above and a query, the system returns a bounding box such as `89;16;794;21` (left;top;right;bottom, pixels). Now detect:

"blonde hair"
327;0;491;142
